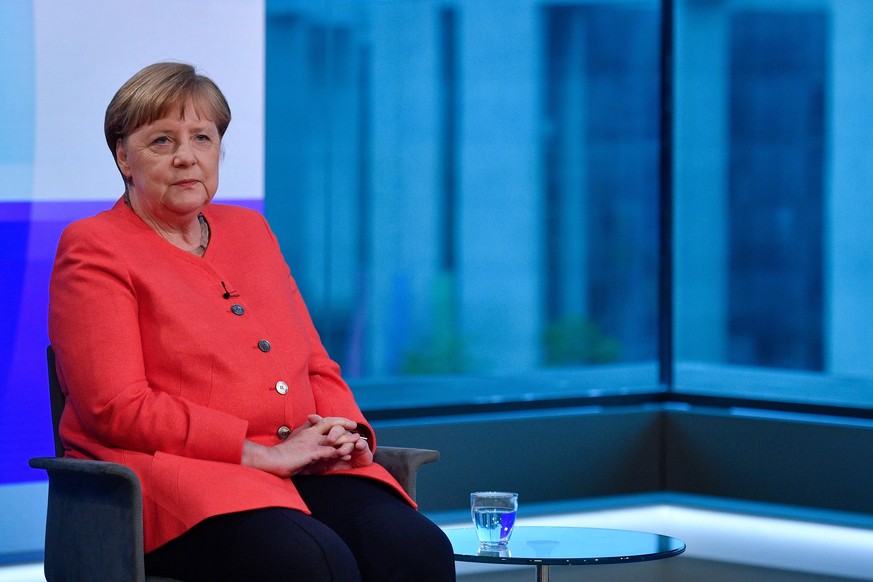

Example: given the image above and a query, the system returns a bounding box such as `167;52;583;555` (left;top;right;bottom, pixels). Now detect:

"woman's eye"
152;136;170;145
195;134;211;142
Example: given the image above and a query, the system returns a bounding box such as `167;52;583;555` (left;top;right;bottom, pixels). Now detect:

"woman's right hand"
241;415;365;477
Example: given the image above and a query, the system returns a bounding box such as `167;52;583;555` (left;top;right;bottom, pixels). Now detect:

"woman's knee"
146;508;362;582
398;517;456;581
358;510;456;581
234;508;362;582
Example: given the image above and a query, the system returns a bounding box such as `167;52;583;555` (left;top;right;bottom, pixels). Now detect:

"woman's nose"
173;141;197;166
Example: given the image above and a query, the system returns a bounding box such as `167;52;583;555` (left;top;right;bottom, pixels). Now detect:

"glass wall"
266;0;873;412
265;0;662;396
674;0;873;410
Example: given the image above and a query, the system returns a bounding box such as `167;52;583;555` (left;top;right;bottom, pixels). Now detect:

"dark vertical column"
658;0;675;388
438;8;459;274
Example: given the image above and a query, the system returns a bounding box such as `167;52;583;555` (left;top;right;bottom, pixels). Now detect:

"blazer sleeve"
48;220;249;463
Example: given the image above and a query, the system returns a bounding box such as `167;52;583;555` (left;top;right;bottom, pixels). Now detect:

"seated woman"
48;61;455;582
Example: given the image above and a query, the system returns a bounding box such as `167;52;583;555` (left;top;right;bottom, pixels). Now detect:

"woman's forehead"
137;98;217;131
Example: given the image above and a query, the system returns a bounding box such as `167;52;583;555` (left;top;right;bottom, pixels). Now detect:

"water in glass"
470;491;518;546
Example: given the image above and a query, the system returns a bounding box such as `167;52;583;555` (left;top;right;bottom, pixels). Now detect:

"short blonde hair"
104;62;231;184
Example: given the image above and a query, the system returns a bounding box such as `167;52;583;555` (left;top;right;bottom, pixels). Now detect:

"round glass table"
444;526;686;582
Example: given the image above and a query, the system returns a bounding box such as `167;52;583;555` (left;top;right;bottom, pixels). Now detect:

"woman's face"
116;102;221;222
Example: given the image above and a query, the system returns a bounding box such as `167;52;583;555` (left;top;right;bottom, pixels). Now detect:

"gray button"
258;339;271;352
231;304;245;316
275;381;289;395
277;425;291;440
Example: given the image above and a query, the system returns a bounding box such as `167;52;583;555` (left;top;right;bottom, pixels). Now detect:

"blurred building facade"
266;0;873;381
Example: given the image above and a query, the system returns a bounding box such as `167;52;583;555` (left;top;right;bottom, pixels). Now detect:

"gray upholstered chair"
31;346;439;582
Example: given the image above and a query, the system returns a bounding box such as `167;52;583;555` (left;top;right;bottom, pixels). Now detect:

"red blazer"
48;198;412;552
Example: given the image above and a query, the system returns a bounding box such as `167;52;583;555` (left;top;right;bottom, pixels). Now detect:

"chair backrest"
46;346;66;457
37;345;173;582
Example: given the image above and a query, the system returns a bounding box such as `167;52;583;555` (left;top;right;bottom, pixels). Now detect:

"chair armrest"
30;457;148;582
373;446;439;502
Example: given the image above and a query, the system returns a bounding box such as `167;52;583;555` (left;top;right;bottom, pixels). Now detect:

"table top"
444;526;685;567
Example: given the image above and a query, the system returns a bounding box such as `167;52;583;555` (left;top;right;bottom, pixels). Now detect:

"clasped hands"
242;414;373;477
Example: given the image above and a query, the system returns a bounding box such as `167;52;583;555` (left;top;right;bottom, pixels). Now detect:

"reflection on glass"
526;539;560;558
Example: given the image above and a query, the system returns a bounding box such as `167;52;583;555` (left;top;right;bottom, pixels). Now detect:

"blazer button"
277;425;292;440
231;304;245;316
275;381;289;395
258;339;271;352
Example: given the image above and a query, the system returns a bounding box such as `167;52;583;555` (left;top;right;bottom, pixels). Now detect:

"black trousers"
144;475;456;582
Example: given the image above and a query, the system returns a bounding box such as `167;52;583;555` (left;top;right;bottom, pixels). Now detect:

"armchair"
30;346;439;582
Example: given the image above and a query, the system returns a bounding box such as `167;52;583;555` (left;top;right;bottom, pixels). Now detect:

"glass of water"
470;491;518;547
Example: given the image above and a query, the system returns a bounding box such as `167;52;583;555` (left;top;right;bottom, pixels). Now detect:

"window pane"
674;0;873;409
266;0;661;401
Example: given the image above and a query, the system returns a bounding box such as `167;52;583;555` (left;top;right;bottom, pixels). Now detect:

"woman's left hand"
297;414;374;474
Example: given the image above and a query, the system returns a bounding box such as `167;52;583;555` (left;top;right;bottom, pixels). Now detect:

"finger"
310;445;341;465
317;416;358;431
334;441;356;457
322;424;350;445
333;430;365;446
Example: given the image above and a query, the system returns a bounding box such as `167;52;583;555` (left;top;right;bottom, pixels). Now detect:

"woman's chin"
165;191;213;214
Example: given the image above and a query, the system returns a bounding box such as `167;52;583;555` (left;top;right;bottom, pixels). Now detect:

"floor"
4;557;865;582
460;557;864;582
5;503;873;581
0;565;41;582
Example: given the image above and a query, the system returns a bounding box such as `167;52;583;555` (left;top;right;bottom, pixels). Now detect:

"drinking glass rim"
471;491;518;498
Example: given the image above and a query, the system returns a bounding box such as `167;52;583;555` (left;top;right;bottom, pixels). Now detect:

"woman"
48;62;455;582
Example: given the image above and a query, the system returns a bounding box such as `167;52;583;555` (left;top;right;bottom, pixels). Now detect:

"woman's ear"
115;138;131;179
